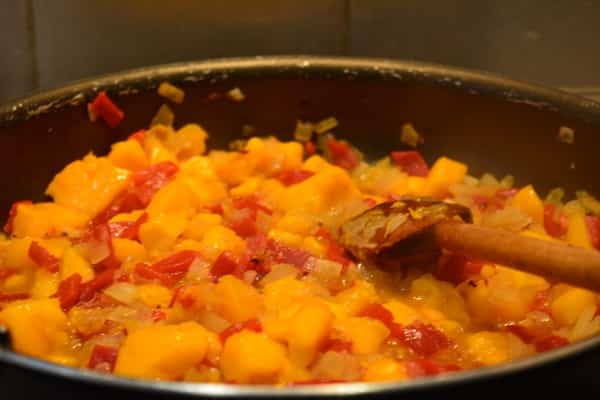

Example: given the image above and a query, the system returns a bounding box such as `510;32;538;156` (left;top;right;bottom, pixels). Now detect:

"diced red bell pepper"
151;309;167;322
228;209;258;237
363;198;377;208
529;289;550;313
305;141;316;156
232;195;272;216
544;204;568;238
315;228;352;268
28;241;60;273
586;216;600;250
405;359;462;378
108;212;148;240
211;251;240;279
219;319;262;343
79;223;116;268
89;91;124;128
134;250;200;287
276;169;315;186
390;151;429;177
390;321;451;357
358;303;395;327
207;204;224;215
127;129;146;145
534;335;569;352
326;138;359;170
3;200;32;234
496;188;518;199
56;273;84;311
80;268;116;302
434;254;484;285
322;338;353;353
0;292;31;302
92;162;178;225
88;345;119;373
267;239;312;271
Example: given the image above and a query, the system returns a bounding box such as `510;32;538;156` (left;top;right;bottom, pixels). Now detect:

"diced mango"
511;185;544;224
267;229;304;249
139;214;187;254
384;300;420;325
336;317;390;355
108;139;149;171
0;298;67;359
276;213;317;236
137;284;173;308
423;156;467;198
220;331;287;384
183;213;222;241
11;202;88;238
335;280;380;316
406;176;427;195
263;277;326;313
199;226;246;262
30;269;59;299
3;237;36;271
144;132;178;165
551;287;597;326
60;247;94;282
230;177;262;198
287;300;334;367
213;276;263;323
146;179;197;218
245;137;303;177
46;153;130;217
114;322;209;380
410;274;470;326
170;124;208;160
301;236;326;257
363;358;407;382
566;212;593;249
179;156;220;182
465;332;510;366
113;238;147;263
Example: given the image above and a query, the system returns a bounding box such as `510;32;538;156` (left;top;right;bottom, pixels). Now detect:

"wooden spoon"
339;197;600;292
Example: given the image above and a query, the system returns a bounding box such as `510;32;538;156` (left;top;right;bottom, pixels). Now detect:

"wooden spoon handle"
434;220;600;292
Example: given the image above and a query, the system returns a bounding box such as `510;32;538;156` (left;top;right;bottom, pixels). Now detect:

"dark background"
2;0;600;103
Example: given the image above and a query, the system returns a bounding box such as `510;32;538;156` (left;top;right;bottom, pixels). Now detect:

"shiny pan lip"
1;56;600;396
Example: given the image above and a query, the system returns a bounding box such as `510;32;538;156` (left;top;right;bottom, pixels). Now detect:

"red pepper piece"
108;212;148;240
304;141;316;156
323;338;353;353
326;138;359;170
232;195;272;216
276;169;315;186
391;321;451;356
358;303;395;327
88;345;119;373
267;239;312;270
363;198;377;208
529;289;550;312
89;91;124;128
544;204;568;238
56;274;84;311
152;250;200;274
211;251;239;279
434;254;484;285
151;309;167;322
3;200;32;234
496;188;518;199
28;241;60;273
228;209;258;237
127;129;146;145
534;335;569;352
405;359;462;378
80;268;116;302
219;319;262;343
390;151;429;177
79;223;116;268
0;268;16;282
315;228;352;268
586;215;600;250
92;161;179;225
0;292;31;302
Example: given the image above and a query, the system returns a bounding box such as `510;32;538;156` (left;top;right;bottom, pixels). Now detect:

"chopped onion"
545;187;565;206
197;310;230;333
227;87;245;102
150;104;174;127
400;123;423;148
481;207;532;232
242;270;258;285
260;263;298;286
576;191;600;215
314;117;339;134
104;283;139;305
307;259;343;287
310;351;361;381
186;259;211;283
569;305;600;341
293;120;314;142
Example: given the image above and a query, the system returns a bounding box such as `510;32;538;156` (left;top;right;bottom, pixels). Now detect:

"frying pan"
0;56;599;398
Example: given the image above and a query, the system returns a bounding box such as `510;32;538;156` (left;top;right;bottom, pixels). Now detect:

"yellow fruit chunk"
11;202;88;238
146;179;197;218
406;176;427;195
112;238;147;263
423;156;467;198
276;213;316;236
566;212;593;249
137;284;173;308
363;358;407;382
182;213;222;241
465;332;510;366
3;237;37;271
551;287;597;326
0;298;67;359
263;277;326;313
114;322;209;380
220;331;287;384
245;137;303;177
46;153;130;217
383;300;420;325
337;317;390;355
139;214;187;254
267;229;303;248
144;129;178;164
287;300;334;367
213;276;263;323
335;280;379;316
158;82;185;104
30;269;59;299
108;139;149;171
510;185;544;224
172;124;208;159
60;247;94;282
199;226;246;262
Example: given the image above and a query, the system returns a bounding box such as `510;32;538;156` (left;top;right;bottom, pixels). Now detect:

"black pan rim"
1;55;600;396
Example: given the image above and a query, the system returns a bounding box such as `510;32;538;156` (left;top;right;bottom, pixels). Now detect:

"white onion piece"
197;310;230;333
259;263;298;286
104;283;139;305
